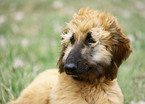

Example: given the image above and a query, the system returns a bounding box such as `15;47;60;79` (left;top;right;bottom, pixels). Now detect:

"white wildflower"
122;10;131;19
33;65;40;72
21;38;29;47
0;35;6;47
135;1;144;10
130;101;145;104
13;12;24;21
52;0;63;9
128;34;135;42
138;101;145;104
0;15;7;24
13;58;24;68
130;101;136;104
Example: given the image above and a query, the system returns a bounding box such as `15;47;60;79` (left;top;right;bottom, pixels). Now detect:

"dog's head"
58;8;132;83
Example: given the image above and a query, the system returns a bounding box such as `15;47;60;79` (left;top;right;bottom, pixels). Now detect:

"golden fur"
8;69;123;104
8;8;132;104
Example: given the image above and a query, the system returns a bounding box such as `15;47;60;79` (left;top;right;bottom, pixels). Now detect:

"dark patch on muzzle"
64;43;89;75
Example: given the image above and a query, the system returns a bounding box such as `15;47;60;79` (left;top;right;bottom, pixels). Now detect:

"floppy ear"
104;19;132;80
111;27;132;67
105;59;118;80
105;33;131;80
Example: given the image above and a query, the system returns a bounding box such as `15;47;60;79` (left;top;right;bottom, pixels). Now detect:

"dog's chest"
79;84;106;104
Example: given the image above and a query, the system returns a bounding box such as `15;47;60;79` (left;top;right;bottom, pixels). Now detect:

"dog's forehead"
63;8;125;45
67;19;98;35
65;11;112;40
65;22;110;42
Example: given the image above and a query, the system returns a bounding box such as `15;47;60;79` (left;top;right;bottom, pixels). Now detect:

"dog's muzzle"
64;61;89;75
64;43;89;75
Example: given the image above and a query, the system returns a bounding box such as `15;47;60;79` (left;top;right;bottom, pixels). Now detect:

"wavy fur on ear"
105;59;118;80
108;18;132;67
104;17;132;80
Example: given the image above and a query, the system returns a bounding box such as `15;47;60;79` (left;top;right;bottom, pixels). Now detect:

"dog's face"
58;8;132;83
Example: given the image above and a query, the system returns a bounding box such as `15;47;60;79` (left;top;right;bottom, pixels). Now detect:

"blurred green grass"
0;0;145;104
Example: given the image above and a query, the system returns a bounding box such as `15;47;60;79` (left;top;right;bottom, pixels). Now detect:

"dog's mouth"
69;73;85;81
70;75;79;77
67;67;92;77
64;64;105;83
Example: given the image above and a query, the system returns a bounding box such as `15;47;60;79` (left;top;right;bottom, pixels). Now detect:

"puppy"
8;8;132;104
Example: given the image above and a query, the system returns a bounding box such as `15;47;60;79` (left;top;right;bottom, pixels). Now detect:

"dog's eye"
86;32;96;44
87;38;96;44
70;33;75;44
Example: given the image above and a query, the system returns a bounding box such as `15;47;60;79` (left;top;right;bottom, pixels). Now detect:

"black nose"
64;63;77;74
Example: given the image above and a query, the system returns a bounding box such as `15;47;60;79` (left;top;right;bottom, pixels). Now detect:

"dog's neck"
56;72;123;104
59;72;113;86
72;75;106;85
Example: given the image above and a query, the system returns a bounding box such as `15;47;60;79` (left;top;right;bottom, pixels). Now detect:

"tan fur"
8;69;123;104
8;8;132;104
50;73;123;104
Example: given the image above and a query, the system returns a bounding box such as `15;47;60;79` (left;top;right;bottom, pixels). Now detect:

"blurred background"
0;0;145;104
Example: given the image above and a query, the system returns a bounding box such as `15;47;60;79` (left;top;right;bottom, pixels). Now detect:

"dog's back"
7;69;58;104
